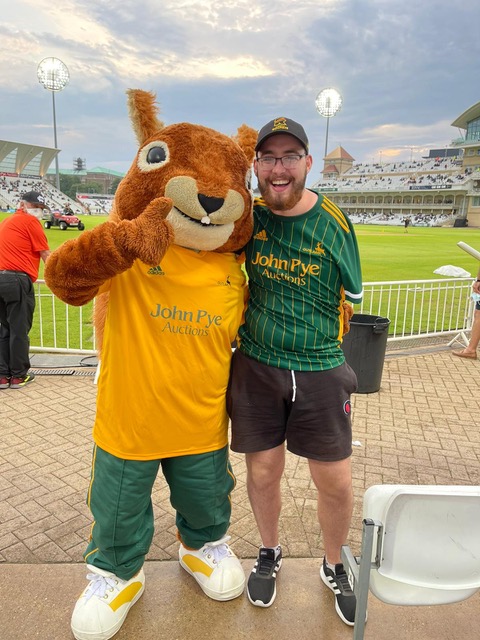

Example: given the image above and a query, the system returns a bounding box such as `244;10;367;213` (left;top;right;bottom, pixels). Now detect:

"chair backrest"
364;484;480;605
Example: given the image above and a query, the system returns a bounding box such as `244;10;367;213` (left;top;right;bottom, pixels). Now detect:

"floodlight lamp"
315;88;342;118
37;57;69;92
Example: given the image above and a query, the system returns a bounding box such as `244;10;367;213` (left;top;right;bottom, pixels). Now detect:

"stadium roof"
323;164;339;173
46;166;125;178
325;146;355;161
451;101;480;130
0;140;58;177
88;166;125;177
46;168;87;176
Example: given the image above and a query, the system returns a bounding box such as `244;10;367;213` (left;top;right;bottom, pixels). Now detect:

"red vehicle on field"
43;210;85;231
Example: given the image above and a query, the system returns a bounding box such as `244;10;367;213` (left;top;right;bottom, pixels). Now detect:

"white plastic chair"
342;484;480;639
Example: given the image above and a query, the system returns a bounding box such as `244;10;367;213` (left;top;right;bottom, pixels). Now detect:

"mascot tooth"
44;89;257;640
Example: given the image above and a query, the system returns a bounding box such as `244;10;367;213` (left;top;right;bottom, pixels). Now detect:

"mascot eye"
147;146;167;164
137;140;170;172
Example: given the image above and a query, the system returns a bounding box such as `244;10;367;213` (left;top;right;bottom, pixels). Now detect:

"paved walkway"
1;345;479;638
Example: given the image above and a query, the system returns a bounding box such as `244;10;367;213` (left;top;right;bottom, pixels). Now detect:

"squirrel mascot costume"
44;90;257;640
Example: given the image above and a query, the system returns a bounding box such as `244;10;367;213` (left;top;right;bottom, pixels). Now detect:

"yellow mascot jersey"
93;245;246;460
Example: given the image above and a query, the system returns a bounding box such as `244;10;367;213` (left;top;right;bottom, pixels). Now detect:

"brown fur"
44;90;257;353
342;301;354;335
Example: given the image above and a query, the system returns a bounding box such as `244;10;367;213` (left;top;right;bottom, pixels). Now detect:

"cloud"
1;0;479;172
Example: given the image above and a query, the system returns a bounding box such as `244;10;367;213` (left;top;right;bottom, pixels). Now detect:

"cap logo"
38;195;45;204
271;117;289;132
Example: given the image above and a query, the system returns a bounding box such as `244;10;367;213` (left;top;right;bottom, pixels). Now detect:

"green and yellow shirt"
238;190;363;371
93;245;246;460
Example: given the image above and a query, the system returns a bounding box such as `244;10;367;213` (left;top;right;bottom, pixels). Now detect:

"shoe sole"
247;558;282;608
71;582;144;640
320;565;357;627
179;557;245;601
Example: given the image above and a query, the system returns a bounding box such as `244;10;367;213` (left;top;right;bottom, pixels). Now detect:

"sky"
2;0;480;184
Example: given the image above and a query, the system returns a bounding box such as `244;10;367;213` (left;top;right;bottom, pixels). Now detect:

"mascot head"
113;89;257;253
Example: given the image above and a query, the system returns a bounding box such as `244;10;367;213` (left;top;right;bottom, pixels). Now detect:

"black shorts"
227;350;358;462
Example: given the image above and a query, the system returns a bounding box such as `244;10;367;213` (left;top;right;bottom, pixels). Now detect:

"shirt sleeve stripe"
321;197;350;233
344;288;363;300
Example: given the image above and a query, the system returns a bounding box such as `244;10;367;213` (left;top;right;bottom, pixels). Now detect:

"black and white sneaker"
247;547;282;607
320;557;356;626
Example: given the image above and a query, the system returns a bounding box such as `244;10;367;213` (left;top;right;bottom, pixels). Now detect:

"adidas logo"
217;275;232;287
254;229;268;241
147;265;165;276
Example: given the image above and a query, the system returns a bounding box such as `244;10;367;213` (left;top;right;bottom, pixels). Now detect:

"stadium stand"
0;142;120;216
311;151;475;228
0;175;82;214
76;193;114;214
311;100;480;228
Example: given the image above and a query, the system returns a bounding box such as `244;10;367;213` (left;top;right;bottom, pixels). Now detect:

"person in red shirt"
0;191;51;389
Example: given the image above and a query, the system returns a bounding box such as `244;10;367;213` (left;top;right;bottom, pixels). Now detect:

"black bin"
341;314;390;393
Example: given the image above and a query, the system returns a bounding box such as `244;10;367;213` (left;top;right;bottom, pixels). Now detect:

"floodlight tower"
37;57;70;191
315;88;343;159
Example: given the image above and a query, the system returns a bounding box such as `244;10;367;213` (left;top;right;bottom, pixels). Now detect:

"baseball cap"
21;191;47;207
255;117;309;153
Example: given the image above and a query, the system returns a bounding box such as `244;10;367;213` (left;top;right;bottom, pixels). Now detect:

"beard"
257;169;308;212
26;207;44;220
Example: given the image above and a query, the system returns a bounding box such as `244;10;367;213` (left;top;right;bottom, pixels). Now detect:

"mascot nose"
198;193;224;215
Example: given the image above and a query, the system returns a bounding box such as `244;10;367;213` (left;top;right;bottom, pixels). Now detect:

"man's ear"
306;154;313;173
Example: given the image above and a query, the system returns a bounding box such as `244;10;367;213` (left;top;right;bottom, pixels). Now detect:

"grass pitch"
1;213;480;282
1;212;478;348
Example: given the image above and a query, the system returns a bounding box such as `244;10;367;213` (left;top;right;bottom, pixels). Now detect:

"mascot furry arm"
44;90;257;308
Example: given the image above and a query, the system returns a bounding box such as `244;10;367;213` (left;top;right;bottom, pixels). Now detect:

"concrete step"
2;559;479;640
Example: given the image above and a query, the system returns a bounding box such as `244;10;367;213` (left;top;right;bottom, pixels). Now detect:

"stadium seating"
311;152;471;227
342;484;480;640
0;176;81;214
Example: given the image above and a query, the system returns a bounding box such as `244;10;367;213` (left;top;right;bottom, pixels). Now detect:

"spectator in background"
0;191;51;389
452;273;480;360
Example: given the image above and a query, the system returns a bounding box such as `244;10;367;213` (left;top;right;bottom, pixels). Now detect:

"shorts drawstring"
291;370;297;402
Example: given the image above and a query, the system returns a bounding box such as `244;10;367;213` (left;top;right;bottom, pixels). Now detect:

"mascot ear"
234;124;257;164
127;89;165;144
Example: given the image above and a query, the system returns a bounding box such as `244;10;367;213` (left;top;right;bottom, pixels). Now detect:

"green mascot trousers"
84;444;235;580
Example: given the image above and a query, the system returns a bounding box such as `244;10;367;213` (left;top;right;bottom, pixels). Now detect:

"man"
452;272;480;360
227;118;363;625
0;191;51;389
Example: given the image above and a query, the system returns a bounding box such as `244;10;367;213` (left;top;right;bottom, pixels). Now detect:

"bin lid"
350;314;390;326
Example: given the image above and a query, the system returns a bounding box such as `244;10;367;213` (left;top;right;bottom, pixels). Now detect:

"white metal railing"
31;280;97;355
358;277;474;342
30;277;475;355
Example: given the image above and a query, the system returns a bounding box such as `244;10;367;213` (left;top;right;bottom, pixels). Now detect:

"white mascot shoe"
179;535;245;601
71;565;145;640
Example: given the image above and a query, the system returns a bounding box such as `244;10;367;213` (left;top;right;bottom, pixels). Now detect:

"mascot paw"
342;302;354;335
71;565;145;640
179;537;245;601
126;197;175;266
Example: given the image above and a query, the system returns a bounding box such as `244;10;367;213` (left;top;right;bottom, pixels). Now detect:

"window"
466;116;480;142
